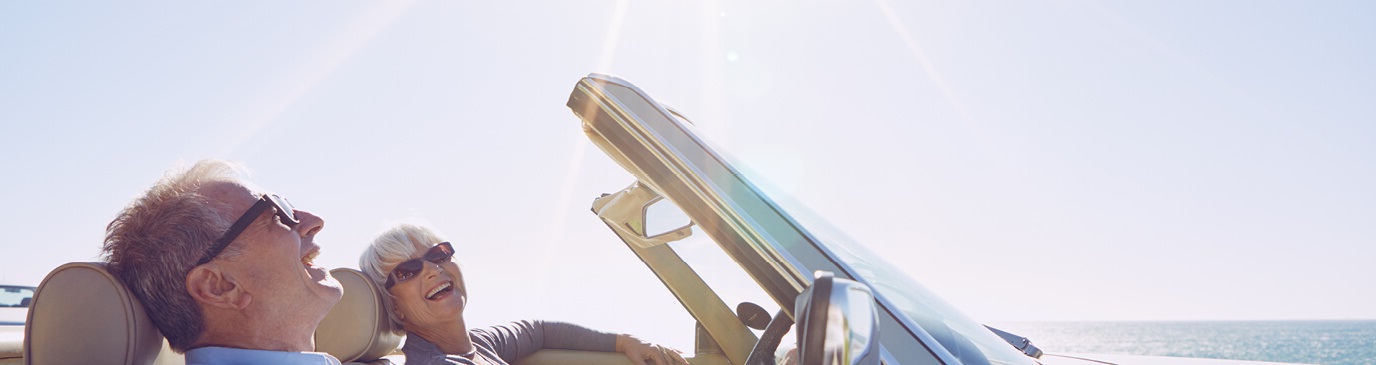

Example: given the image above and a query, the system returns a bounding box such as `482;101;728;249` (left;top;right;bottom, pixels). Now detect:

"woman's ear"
186;265;252;310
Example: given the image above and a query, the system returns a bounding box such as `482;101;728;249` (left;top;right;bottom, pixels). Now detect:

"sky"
2;0;1373;352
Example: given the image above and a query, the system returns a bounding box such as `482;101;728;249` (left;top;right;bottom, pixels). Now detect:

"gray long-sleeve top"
402;320;618;365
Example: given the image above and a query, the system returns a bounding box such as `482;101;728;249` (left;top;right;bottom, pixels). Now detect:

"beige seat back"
23;262;180;365
24;264;398;365
316;268;403;364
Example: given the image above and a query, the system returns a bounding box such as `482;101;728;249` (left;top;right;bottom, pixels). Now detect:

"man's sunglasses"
196;194;299;266
384;242;455;290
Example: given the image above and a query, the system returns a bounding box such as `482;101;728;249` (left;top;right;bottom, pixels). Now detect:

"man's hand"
616;334;690;365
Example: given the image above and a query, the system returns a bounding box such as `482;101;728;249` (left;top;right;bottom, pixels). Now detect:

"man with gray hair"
102;160;344;364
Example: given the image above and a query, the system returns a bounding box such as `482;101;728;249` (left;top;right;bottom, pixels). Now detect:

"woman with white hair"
360;223;688;365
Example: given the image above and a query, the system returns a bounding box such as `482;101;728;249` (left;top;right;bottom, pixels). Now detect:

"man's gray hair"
359;223;447;335
101;159;245;352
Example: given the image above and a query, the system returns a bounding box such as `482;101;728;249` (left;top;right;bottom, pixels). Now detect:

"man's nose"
293;209;325;238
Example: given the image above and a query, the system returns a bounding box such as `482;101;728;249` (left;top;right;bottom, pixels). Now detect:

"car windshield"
733;166;1036;365
0;285;34;308
576;74;1035;364
774;192;1034;365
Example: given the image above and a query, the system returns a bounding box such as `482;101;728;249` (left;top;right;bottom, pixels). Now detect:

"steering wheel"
743;309;794;365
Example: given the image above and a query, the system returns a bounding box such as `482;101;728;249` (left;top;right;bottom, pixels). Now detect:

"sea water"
987;321;1375;365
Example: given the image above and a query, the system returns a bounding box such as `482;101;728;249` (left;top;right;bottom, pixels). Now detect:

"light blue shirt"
185;346;342;365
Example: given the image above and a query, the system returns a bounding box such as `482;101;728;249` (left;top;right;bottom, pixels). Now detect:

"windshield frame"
569;73;1035;365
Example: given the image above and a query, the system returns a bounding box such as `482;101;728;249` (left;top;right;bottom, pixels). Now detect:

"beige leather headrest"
24;262;175;365
316;268;402;362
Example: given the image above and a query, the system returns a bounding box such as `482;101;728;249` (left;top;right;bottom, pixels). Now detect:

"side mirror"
795;271;879;365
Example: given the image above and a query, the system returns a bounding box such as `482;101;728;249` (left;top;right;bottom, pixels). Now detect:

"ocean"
987;321;1375;365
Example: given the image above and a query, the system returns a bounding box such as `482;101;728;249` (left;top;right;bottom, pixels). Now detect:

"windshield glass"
736;167;1036;365
780;195;1033;365
669;225;797;349
581;74;1033;364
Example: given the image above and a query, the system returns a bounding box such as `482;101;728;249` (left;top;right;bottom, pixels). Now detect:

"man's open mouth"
301;248;320;267
300;246;334;283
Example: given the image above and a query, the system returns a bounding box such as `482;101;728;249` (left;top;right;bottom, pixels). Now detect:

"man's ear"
186;265;252;310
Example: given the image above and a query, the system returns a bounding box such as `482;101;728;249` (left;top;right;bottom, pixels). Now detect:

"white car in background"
0;284;35;363
0;284;35;327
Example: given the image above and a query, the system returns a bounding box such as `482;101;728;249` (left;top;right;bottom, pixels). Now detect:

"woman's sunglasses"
384;242;454;289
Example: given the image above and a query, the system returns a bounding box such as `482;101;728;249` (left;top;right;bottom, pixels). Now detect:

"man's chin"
304;265;343;299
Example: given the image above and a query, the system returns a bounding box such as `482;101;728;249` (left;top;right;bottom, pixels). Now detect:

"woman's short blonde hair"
358;223;448;334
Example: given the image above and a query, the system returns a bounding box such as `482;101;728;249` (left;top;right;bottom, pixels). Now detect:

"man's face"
200;180;342;320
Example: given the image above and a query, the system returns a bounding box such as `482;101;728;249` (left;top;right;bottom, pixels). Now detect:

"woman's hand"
616;334;690;365
777;347;798;365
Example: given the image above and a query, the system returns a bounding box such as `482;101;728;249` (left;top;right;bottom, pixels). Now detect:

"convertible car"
564;74;1312;365
8;75;1303;365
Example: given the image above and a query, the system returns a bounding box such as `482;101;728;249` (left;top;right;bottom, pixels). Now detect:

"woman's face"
388;244;468;332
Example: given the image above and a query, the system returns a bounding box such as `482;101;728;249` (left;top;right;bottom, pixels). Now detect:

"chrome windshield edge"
580;74;810;293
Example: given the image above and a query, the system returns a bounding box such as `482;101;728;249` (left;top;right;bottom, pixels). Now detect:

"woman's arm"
616;334;691;365
476;319;616;362
476;320;687;365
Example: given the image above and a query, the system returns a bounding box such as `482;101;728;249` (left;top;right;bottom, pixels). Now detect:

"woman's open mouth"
426;281;454;300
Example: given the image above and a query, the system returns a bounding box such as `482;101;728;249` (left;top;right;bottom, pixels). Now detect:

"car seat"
23;262;180;365
23;262;403;365
317;268;404;364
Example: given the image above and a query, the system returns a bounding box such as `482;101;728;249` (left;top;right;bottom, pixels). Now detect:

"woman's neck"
414;317;474;357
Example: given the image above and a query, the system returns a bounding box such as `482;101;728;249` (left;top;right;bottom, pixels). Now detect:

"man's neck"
193;331;316;353
195;314;317;352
